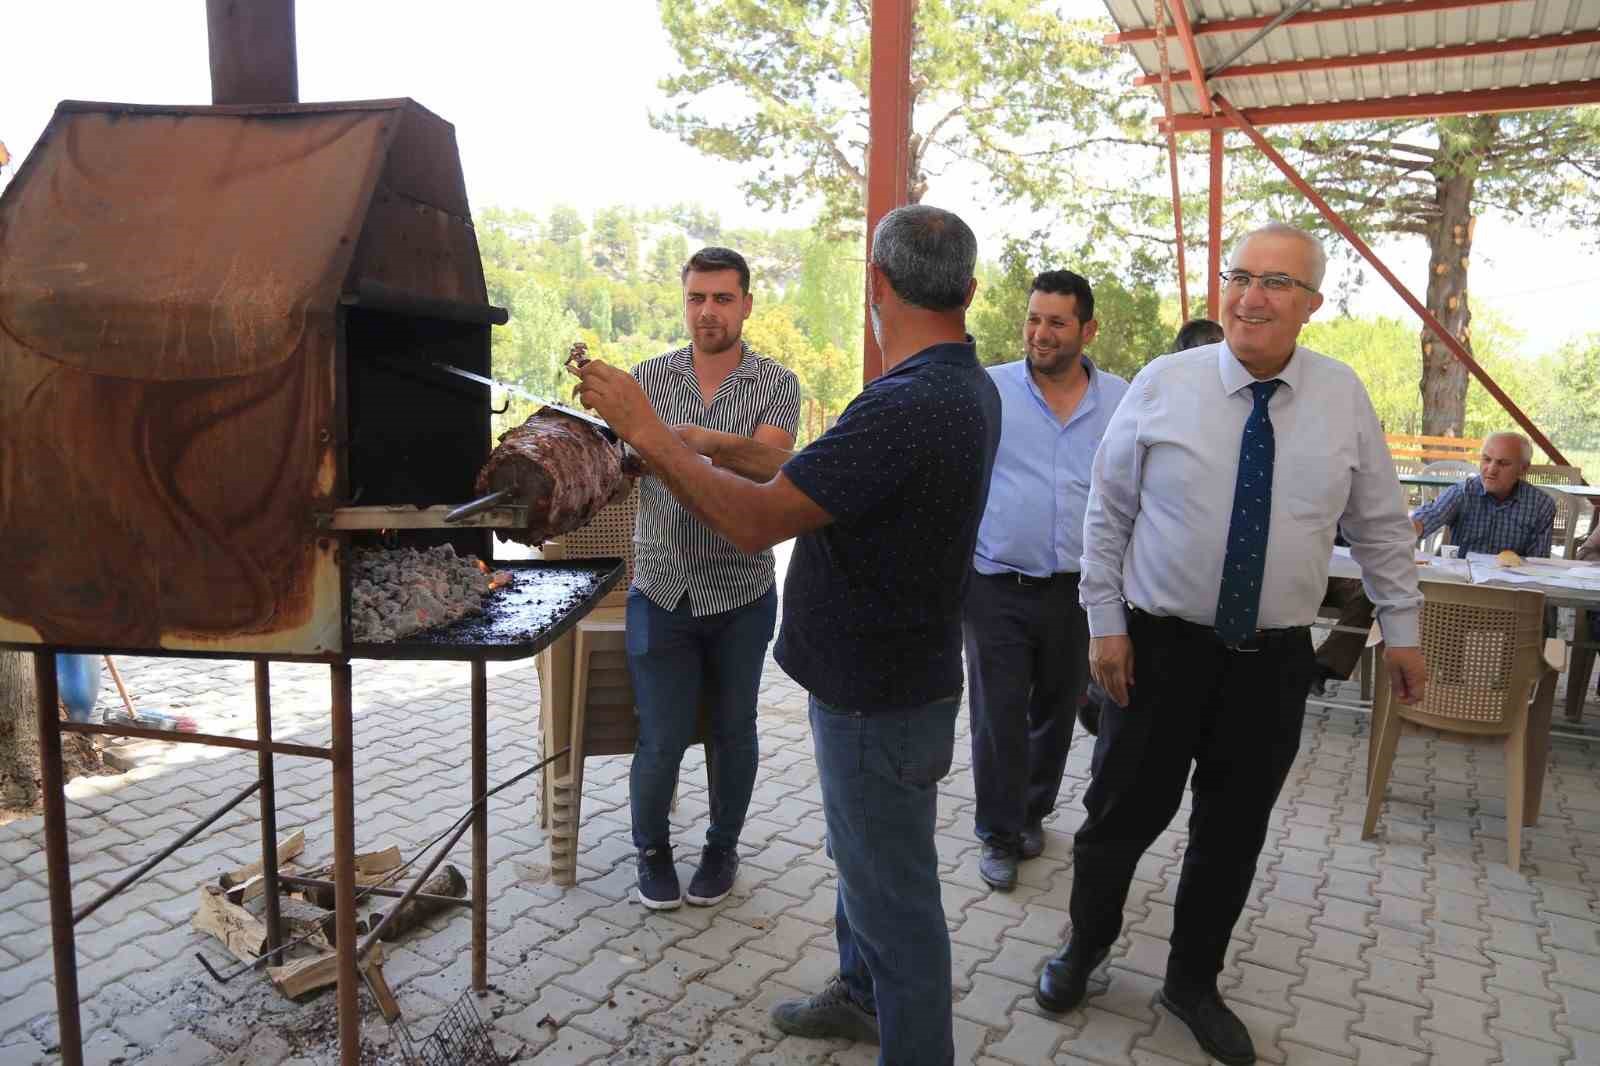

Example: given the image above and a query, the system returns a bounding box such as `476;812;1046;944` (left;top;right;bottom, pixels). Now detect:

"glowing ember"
350;544;514;643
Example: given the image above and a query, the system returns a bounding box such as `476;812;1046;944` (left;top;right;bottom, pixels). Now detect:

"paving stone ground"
4;643;1600;1064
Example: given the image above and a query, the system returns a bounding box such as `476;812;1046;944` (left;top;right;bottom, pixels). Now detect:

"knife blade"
430;362;616;438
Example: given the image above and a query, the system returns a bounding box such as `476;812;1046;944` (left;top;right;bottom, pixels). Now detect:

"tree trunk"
0;651;41;808
1418;116;1496;436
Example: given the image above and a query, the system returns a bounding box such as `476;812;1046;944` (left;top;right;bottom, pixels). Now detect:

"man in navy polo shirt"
965;270;1129;891
574;204;1001;1066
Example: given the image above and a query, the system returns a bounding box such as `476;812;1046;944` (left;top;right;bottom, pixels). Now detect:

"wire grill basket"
386;988;503;1066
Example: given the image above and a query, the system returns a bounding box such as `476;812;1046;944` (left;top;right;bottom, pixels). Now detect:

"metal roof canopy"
1099;0;1600;472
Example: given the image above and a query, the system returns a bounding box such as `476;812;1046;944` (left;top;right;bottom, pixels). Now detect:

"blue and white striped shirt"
1413;475;1555;559
632;342;801;616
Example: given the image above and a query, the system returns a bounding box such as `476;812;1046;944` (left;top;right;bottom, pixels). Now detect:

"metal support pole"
1208;130;1224;318
255;662;283;954
1167;135;1191;318
1212;92;1574;468
863;0;916;384
206;0;298;105
471;659;489;991
35;652;83;1066
330;662;360;1066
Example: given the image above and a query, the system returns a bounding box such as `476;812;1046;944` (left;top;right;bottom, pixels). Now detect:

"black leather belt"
983;570;1080;588
1129;606;1308;654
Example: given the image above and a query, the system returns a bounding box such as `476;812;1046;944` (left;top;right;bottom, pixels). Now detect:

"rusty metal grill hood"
0;99;491;655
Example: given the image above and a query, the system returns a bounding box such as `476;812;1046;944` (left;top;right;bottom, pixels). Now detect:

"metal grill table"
18;559;622;1066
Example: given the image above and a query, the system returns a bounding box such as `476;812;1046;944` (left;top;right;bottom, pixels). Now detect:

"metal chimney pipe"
207;0;299;105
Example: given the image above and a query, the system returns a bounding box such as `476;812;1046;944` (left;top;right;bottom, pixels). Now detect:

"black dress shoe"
1159;985;1255;1065
978;843;1018;890
1034;941;1109;1013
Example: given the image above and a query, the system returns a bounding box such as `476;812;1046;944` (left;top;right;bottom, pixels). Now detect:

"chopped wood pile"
191;829;466;1006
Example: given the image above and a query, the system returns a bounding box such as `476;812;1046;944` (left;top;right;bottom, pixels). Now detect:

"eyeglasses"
1218;269;1318;295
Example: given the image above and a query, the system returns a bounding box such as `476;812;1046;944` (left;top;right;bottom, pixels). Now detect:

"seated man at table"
1311;430;1557;695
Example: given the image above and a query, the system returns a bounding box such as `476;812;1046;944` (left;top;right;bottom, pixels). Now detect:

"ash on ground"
350;545;510;643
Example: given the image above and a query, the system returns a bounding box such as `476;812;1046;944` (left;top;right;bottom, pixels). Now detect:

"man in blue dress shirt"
574;204;1001;1066
965;270;1129;891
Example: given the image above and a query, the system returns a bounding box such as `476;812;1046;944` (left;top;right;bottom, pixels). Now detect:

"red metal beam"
1134;31;1600;88
1211;92;1570;468
1166;134;1190;317
1160;80;1600;132
1164;0;1212;116
1109;0;1520;45
864;0;916;384
1207;130;1223;319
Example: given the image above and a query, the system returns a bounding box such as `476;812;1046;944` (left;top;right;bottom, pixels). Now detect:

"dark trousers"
962;570;1090;851
1313;576;1374;680
1069;609;1312;990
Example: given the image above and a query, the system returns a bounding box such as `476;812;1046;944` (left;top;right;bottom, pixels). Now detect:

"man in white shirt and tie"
1033;222;1428;1066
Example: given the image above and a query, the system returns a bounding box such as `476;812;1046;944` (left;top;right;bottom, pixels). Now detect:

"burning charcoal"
349;544;509;643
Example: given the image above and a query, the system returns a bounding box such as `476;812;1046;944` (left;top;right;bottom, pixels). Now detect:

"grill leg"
255;662;283;954
36;652;83;1066
330;662;360;1066
471;659;488;992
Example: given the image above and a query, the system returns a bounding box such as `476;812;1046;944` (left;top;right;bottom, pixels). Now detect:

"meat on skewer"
476;406;633;546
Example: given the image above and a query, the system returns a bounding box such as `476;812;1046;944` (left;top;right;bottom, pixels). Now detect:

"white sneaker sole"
684;887;731;907
637;889;682;910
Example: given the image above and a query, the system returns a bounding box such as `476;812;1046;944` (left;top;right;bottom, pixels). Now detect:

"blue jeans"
810;693;958;1066
626;588;777;851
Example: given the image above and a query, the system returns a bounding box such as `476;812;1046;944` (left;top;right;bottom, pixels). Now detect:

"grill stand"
28;559;622;1066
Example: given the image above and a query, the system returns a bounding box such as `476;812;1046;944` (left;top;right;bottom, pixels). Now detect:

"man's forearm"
633;424;782;553
713;436;792;482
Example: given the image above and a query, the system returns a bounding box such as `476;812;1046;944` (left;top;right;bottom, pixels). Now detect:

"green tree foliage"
490;282;583;438
788;236;863;354
652;0;1143;232
744;302;860;444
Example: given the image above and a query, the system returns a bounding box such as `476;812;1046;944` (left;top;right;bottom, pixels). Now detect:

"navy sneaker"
636;846;682;910
686;845;739;906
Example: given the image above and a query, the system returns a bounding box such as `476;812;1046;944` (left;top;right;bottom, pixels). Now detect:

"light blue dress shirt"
1080;342;1423;645
973;357;1130;577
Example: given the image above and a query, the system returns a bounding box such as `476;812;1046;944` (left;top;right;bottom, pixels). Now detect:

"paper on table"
1466;552;1600;591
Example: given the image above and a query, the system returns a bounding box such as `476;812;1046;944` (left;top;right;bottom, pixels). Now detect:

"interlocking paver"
3;652;1598;1063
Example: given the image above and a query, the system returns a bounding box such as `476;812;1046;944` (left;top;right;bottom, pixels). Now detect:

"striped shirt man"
1413;474;1556;558
631;342;801;615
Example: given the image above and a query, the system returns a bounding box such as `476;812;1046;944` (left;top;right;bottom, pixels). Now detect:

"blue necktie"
1215;380;1281;644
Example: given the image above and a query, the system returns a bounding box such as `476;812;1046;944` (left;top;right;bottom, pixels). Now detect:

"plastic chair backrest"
545;482;639;605
1393;581;1545;732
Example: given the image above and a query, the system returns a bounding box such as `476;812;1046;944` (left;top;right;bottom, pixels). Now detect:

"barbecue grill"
0;98;620;1066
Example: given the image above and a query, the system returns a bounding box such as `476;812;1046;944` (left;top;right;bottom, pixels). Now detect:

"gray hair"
871;205;977;312
1231;222;1328;290
1485;431;1534;465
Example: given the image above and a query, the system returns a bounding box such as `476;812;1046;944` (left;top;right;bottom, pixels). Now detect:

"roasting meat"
476;406;633;545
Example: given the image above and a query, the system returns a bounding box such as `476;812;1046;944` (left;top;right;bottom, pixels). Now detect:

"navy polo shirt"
774;340;1002;712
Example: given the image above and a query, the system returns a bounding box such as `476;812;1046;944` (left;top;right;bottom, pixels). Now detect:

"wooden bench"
1384;433;1484;467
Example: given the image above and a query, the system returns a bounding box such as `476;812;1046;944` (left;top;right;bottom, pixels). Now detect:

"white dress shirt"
1080;342;1422;646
